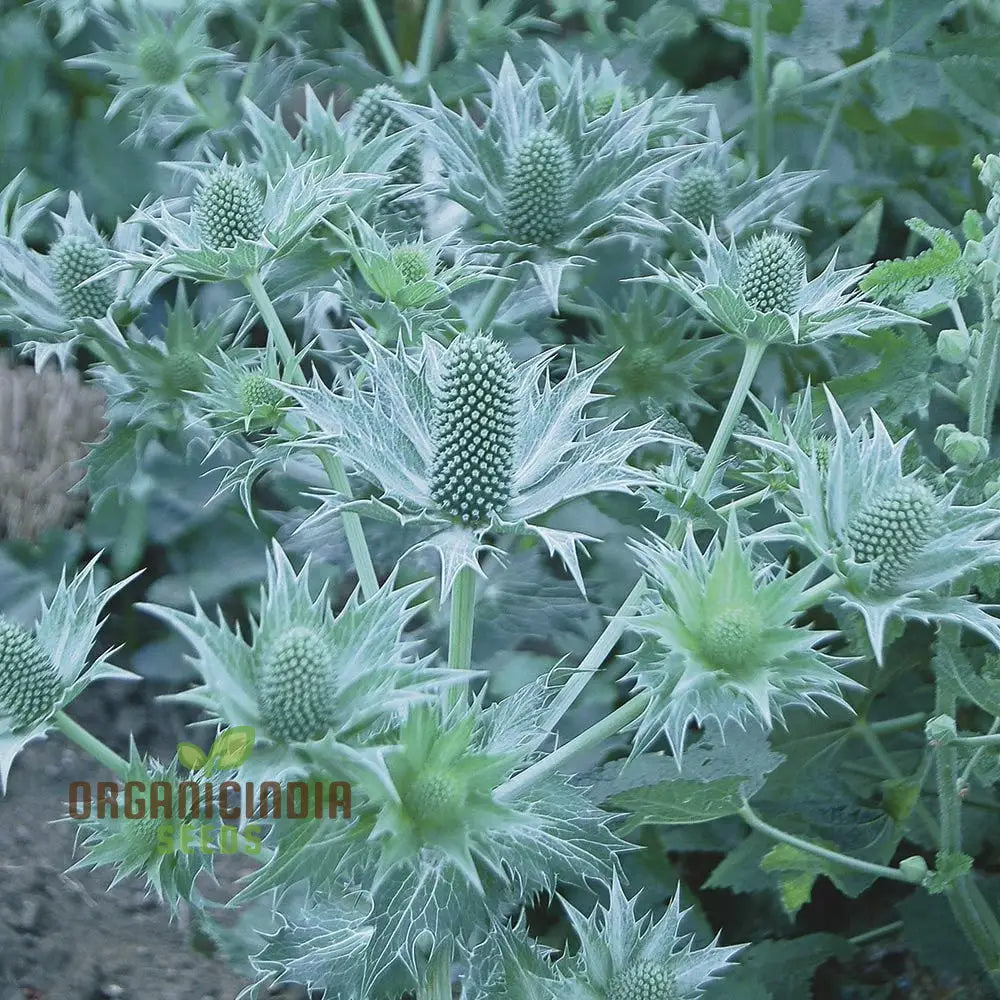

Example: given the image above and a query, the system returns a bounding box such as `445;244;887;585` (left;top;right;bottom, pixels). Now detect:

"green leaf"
206;725;256;770
608;775;747;831
177;742;208;771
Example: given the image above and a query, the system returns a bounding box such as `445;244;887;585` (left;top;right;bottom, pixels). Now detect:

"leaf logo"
178;726;255;774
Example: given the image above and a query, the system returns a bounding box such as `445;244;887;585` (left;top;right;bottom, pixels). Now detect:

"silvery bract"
627;518;858;759
244;685;627;997
277;333;672;595
645;223;913;345
0;557;138;791
758;390;1000;660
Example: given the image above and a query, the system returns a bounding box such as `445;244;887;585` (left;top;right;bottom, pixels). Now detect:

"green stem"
969;295;1000;439
797;573;840;608
796;49;891;97
538;577;648;740
245;272;379;601
959;718;1000;789
422;946;453;1000
750;0;771;175
497;691;652;801
849;921;904;947
668;339;767;546
738;802;925;885
416;0;445;75
470;256;518;331
809;82;847;173
317;451;380;601
954;732;1000;747
863;712;928;736
236;2;279;102
358;0;404;76
243;272;302;385
445;565;477;709
54;711;130;780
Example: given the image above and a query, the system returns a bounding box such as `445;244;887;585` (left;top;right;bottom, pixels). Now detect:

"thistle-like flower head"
276;333;674;595
128;143;377;282
0;557;138;792
68;743;215;914
0;187;153;369
757;390;1000;660
660;109;817;245
140;542;460;780
645;224;914;345
545;874;744;1000
243;683;627;997
392;53;698;306
68;1;233;144
626;517;858;759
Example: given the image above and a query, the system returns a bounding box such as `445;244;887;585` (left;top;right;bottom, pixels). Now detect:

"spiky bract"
627;518;856;758
430;335;518;524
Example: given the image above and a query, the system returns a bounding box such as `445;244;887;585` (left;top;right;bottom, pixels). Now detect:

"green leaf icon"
177;742;208;772
206;726;255;770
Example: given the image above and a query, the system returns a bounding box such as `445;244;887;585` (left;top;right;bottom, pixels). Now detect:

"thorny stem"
445;566;477;710
358;0;404;76
416;0;445;76
749;0;770;175
738;802;925;885
497;691;652;801
244;272;380;601
668;339;768;546
55;711;130;780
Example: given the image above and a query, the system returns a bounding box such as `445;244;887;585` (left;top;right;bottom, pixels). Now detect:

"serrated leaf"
608;775;747;830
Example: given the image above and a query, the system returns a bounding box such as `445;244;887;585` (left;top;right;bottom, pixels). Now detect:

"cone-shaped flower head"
239;371;286;412
430;335;518;524
274;334;672;596
755;390;1000;660
626;517;857;759
192;164;265;250
0;617;61;729
672;164;729;227
502;131;574;246
391;245;433;284
49;234;117;321
257;626;334;743
241;687;627;997
161;349;205;393
135;35;181;84
646;224;913;345
0;557;138;792
846;480;941;591
542;875;744;1000
738;231;805;314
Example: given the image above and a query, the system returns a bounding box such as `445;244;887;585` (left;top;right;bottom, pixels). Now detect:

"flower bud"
0;616;61;730
239;372;286;412
49;234;116;321
941;429;989;468
739;232;805;315
936;328;971;365
352;84;422;190
430;335;518;524
258;627;334;743
502;130;574;246
701;605;762;677
402;769;467;831
162;351;205;394
898;855;929;884
769;58;804;100
672;165;728;227
136;35;181;84
192;164;265;250
925;714;957;745
391;245;433;285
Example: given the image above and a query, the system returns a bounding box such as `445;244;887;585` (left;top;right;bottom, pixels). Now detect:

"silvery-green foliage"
140;542;462;781
275;333;674;595
243;685;629;997
0;189;159;369
0;556;138;791
393;52;699;306
646;223;914;345
69;0;233;144
626;517;858;759
758;390;1000;660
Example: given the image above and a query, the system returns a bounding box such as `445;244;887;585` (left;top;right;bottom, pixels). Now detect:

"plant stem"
317;451;380;601
445;565;477;709
236;1;279;102
497;691;652;801
749;0;770;175
54;711;130;780
796;49;891;97
243;272;303;385
797;573;841;608
809;82;846;173
358;0;404;75
863;712;928;736
668;339;767;546
969;294;1000;438
849;921;904;947
954;733;1000;747
738;802;925;884
470;256;518;331
416;0;445;76
959;718;1000;789
422;946;453;1000
538;577;647;740
245;272;379;601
